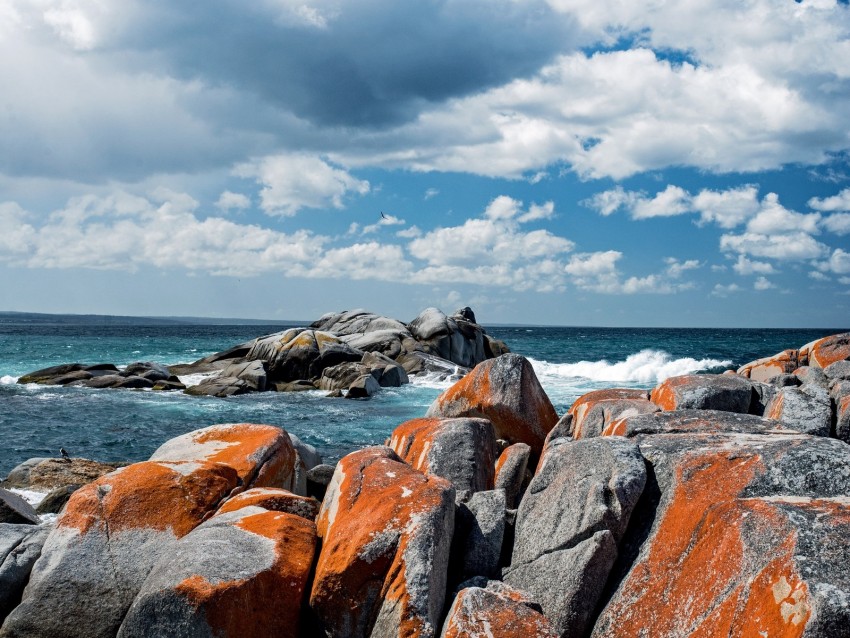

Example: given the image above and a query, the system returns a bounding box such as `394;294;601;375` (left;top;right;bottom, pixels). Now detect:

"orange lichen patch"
314;331;341;349
597;449;763;636
568;388;648;422
494;445;518;478
649;375;694;410
602;418;629;437
737;350;798;381
804;333;850;368
286;330;318;350
58;461;239;536
766;393;785;420
311;448;452;638
571;398;658;439
216;487;317;517
189;424;295;487
388;417;443;471
175;511;316;638
442;588;558;638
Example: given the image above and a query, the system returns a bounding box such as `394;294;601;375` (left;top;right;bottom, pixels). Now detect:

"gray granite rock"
452;489;506;583
346;373;380;399
651;373;754;413
494;443;531;509
824;359;850;380
219;360;268;391
764;384;832;436
0;523;51;623
0;490;40;525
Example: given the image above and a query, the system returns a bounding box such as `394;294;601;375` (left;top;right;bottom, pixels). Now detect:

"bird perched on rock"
59;447;71;462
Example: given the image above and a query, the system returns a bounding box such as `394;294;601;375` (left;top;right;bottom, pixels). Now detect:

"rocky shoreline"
1;329;849;637
16;307;509;399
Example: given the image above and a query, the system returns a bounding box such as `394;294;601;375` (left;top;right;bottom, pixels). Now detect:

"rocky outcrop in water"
4;333;850;637
17;306;506;400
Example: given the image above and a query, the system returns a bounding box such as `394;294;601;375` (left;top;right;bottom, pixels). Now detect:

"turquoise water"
0;321;843;475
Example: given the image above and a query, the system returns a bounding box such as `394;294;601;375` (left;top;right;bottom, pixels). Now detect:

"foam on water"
1;375;18;384
529;349;733;385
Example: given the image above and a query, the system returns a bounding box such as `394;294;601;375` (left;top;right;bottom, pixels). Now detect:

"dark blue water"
1;321;843;475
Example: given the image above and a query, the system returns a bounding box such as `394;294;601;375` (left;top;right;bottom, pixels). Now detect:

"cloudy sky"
2;0;850;327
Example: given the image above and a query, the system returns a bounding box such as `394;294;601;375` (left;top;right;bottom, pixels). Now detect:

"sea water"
0;321;844;475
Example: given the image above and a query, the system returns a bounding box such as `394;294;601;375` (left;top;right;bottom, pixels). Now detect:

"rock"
149;423;297;492
168;342;255;377
765;373;802;387
98;375;155;389
505;437;646;638
764;385;832;436
45;370;94;385
427;354;558;456
274;379;317;392
219;360;268;391
216;487;320;521
737;349;799;382
118;507;317;638
122;362;171;381
0;460;240;638
184;376;254;397
409;307;487;369
542;413;573;452
389;417;498;499
362;351;409;387
494;443;531;509
246;329;362;383
397;351;470;379
307;464;336;501
441;578;558;638
17;363;85;384
346;373;380;399
0;490;40;525
603;409;796;438
151;379;186;391
650;373;754;413
311;308;409;337
592;432;850;638
748;380;779;416
825;359;850;380
836;394;850;443
484;335;511;358
310;447;455;638
799;332;850;368
35;484;81;515
289;433;322;497
453;306;477;323
317;361;368;391
1;457;123;491
452;489;506;583
0;523;50;623
793;365;830;388
568;389;659;440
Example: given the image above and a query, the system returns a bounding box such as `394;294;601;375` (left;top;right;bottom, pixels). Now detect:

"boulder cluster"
2;332;850;637
17;307;509;399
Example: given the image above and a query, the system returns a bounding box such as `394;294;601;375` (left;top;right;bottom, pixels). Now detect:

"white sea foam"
529;349;732;385
9;488;48;507
176;371;216;387
1;375;19;384
409;371;457;390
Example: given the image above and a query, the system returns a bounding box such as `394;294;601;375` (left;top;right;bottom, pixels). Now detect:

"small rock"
0;490;40;525
764;385;832;436
306;464;335;501
650;373;754;413
216;487;320;521
35;484;81;515
345;373;380;399
452;489;506;583
494;443;531;509
824;359;850;380
0;523;51;623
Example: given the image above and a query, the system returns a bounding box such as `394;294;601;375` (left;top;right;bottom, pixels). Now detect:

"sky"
1;0;850;328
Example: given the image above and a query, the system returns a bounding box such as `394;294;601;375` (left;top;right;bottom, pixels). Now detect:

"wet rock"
593;432;850;638
505;437;646;638
219;360;268;391
737;349;799;382
389;417;498;499
274;379;317;392
17;363;85;384
184;376;254;397
122;362;171;381
118;507;317;638
151;379;186;391
35;484;81;515
2;457;122;492
0;460;240;638
764;385;832;436
799;332;850;368
650;373;754;413
216;487;320;521
289;433;322;497
0;490;40;525
306;464;336;501
494;443;531;509
310;447;454;638
346;374;380;399
149;423;297;491
441;578;558;638
317;361;369;391
46;370;94;385
427;354;558;456
0;523;50;623
409;307;487;369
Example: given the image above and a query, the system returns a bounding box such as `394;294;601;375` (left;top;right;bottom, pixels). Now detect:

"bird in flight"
381;211;388;220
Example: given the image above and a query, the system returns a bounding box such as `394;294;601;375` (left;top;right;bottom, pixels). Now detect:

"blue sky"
1;0;849;327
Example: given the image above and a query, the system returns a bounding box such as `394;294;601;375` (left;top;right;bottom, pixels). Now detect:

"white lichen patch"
401;487;412;498
772;576;810;625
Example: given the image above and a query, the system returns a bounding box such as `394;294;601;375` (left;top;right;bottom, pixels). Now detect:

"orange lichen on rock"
649;375;693;411
311;447;454;638
426;354;557;455
737;349;798;381
389;417;445;469
167;511;317;638
569;388;648;421
216;487;319;520
58;460;239;536
799;332;850;368
567;389;658;439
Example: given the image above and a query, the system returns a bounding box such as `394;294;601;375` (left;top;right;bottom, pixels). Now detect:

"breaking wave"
529;349;732;385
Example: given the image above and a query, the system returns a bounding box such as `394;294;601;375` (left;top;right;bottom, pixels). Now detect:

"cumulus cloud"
234;154;370;216
732;255;776;276
719;232;830;261
361;213;405;235
821;213;850;235
744;194;820;235
564;251;696;294
809;188;850;212
712;283;742;297
754;276;776;291
215;191;251;212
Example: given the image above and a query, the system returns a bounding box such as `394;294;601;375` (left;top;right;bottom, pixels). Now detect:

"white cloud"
809;188;850;212
664;258;701;278
719;231;830;261
825;249;850;275
732;255;776;276
396;226;422;238
691;185;761;229
215;191;251;212
632;185;691;219
424;188;439;200
744;193;820;235
582;186;641;216
809;270;830;281
821;213;850;235
754;276;775;291
361;213;405;235
235;154;370;216
565;251;695;294
303;242;413;281
712;283;742;297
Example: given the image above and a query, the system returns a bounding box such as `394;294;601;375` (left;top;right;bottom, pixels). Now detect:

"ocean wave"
1;375;19;384
529;349;732;385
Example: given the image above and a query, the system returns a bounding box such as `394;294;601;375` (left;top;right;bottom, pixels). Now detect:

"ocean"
0;319;844;476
